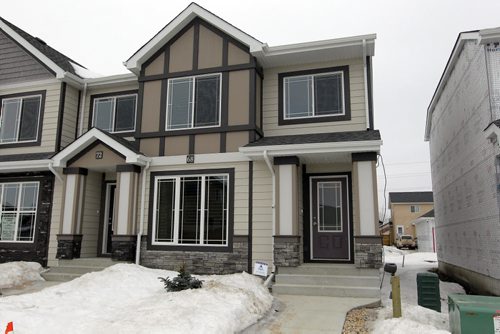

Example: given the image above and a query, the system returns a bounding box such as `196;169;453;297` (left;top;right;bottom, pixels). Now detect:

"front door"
102;183;116;255
310;176;350;261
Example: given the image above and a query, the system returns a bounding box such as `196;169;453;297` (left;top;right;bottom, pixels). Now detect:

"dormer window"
92;94;137;133
278;66;350;125
0;94;42;144
166;73;221;130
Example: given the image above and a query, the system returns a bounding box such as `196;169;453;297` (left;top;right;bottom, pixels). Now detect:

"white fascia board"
0;20;66;78
239;140;382;158
125;3;263;73
150;152;250;167
0;160;50;173
425;31;479;141
85;73;137;88
479;27;500;44
255;34;376;57
52;128;147;167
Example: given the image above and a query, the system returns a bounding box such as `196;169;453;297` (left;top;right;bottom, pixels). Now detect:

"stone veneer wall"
140;235;248;274
0;172;54;267
354;236;383;269
274;236;300;267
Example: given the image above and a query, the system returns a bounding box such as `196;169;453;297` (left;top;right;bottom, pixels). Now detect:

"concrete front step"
272;283;380;298
278;264;380;277
275;274;380;287
42;258;130;282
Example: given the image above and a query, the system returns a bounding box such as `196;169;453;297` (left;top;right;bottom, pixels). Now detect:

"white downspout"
263;150;276;272
78;82;88;136
135;161;150;265
362;39;370;129
48;162;63;183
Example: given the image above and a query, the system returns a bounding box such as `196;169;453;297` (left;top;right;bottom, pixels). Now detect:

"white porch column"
114;165;141;235
352;153;379;235
61;168;87;235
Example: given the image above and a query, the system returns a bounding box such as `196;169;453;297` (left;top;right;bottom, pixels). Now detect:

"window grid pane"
194;75;220;128
178;177;201;244
0;99;21;143
318;182;342;232
0;182;38;242
167;78;194;130
114;96;136;132
93;98;114;131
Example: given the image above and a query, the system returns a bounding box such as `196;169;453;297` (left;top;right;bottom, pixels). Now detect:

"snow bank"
0;262;44;289
0;264;273;334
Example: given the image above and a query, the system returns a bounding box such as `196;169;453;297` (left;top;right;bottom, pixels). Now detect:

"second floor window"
166;74;221;130
410;205;420;213
0;95;41;144
93;94;137;133
284;71;344;119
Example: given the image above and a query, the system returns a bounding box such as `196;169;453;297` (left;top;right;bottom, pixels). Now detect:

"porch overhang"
0;159;52;173
51;128;150;168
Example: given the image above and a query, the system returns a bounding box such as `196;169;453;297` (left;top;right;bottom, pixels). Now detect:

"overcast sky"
3;0;500;218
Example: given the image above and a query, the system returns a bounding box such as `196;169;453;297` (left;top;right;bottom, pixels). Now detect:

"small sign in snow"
253;261;268;277
494;312;500;334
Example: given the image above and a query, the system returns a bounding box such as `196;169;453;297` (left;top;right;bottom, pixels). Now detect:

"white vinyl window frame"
316;181;343;232
92;93;138;133
151;173;230;247
0;94;42;145
165;73;222;131
283;71;345;120
410;205;420;213
396;225;404;236
0;181;39;243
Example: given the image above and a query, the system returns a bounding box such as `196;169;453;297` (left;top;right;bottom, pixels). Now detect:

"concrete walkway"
243;295;380;334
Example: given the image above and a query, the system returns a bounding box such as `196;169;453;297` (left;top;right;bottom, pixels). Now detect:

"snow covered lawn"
0;264;273;334
372;247;465;334
0;262;44;289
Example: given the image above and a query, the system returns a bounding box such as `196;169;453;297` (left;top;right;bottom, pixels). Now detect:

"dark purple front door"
310;176;350;261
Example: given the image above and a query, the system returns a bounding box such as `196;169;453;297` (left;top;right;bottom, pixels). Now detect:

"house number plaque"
95;151;104;160
186;154;195;163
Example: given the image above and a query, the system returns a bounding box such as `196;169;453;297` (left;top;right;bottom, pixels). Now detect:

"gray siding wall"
429;40;500;280
0;29;52;85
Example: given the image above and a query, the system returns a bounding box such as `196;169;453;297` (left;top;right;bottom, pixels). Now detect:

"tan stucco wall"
145;51;165;76
228;70;250;126
140;138;160;157
169;26;194;73
228;42;250;66
141;80;162;132
226;131;249;152
391;203;434;238
198;25;223;69
195;133;220;154
164;136;189;156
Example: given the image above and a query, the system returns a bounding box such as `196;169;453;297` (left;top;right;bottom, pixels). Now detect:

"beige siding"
60;85;79;149
83;83;139;134
0;81;61;155
262;59;367;136
391;203;434;239
252;161;273;266
169;26;194;73
80;172;102;257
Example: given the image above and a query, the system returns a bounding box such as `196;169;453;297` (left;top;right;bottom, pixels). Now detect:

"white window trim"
396;225;404;236
0;181;39;243
0;94;42;145
283;71;345;120
152;173;229;247
92;93;138;133
317;181;343;233
165;73;222;131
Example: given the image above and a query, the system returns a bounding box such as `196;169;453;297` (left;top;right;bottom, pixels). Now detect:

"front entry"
102;183;116;255
310;175;351;261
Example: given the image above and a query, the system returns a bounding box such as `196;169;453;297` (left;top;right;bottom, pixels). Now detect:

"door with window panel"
310;176;350;260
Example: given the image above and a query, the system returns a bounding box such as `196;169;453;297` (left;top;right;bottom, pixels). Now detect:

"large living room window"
92;94;137;133
166;74;221;130
278;66;350;125
153;173;229;246
0;95;42;144
0;182;39;242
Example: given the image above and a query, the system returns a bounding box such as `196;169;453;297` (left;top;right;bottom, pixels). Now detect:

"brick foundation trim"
354;235;382;269
274;235;301;267
140;235;248;274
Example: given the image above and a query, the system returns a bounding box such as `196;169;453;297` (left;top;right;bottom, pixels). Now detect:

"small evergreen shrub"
158;264;203;292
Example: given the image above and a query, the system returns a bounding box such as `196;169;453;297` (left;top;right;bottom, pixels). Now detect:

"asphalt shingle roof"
244;130;381;147
0;16;86;77
419;209;434;218
389;192;433;204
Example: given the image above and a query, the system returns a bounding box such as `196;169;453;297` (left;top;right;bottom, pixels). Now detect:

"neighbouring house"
388;192;433;244
0;4;382;294
411;209;436;253
425;27;500;295
379;220;392;246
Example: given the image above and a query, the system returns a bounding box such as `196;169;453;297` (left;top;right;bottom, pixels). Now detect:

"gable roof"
419;209;434;218
389;192;433;204
125;2;263;73
52;128;149;167
0;16;87;79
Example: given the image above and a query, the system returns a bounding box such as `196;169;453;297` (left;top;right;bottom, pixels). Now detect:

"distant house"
379;220;392;246
425;27;500;296
388;192;433;244
412;210;436;253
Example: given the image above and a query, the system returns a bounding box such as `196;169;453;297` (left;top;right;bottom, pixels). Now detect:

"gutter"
263;150;276;272
48;162;63;183
135;160;151;265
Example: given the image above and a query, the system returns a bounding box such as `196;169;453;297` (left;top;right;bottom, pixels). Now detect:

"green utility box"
448;294;500;334
417;272;441;312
